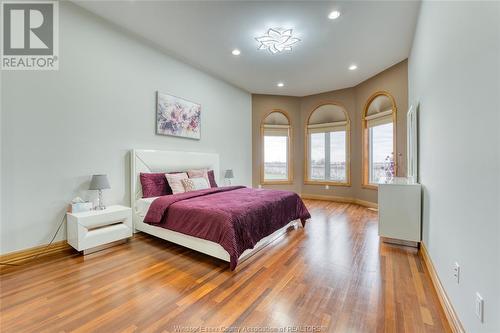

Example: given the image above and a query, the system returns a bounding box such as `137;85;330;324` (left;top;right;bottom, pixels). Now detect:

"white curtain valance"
263;124;289;129
307;121;347;134
366;114;393;128
263;124;289;137
365;109;392;120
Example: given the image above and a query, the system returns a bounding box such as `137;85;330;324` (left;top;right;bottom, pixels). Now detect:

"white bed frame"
130;149;301;265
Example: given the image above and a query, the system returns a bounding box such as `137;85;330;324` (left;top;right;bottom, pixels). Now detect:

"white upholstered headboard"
130;149;220;217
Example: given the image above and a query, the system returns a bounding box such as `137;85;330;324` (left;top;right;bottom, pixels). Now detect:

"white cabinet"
378;177;421;246
67;205;132;254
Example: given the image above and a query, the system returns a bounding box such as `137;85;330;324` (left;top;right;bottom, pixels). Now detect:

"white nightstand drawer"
67;205;132;253
79;223;131;251
68;206;131;228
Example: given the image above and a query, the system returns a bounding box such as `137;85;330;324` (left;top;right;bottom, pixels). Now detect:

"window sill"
362;184;378;190
304;180;351;187
262;180;293;185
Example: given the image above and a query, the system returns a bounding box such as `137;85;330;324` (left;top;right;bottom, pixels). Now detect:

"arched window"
305;103;350;185
261;110;292;184
362;91;397;187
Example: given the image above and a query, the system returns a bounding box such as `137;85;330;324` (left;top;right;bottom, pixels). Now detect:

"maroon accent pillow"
140;173;172;198
208;170;218;188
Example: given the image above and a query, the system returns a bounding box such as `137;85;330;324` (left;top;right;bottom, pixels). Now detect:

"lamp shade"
224;169;234;179
89;174;110;190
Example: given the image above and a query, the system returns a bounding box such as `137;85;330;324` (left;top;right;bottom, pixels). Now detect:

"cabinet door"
378;184;421;242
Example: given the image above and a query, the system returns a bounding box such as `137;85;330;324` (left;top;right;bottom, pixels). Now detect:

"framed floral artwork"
156;92;201;140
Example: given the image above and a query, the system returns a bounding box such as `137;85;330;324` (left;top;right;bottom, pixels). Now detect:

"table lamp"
89;174;110;210
224;169;234;186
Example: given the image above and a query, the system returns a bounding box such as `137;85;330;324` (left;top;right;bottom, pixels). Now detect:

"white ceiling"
74;1;420;97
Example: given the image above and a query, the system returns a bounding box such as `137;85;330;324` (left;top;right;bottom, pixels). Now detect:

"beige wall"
300;88;357;199
252;95;301;193
354;60;408;203
252;60;408;204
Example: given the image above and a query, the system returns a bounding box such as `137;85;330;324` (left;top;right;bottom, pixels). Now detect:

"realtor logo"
1;1;59;70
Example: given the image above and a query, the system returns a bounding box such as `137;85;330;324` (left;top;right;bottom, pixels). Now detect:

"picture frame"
407;103;419;182
156;91;201;140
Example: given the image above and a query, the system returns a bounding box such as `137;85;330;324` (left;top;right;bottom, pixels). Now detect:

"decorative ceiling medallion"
255;28;300;54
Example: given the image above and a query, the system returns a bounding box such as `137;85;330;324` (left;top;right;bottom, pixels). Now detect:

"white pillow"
165;172;188;194
181;177;210;192
187;168;209;184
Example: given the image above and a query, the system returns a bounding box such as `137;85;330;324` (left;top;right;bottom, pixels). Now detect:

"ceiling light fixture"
231;49;241;56
277;82;285;87
349;64;358;70
255;28;300;54
328;10;341;20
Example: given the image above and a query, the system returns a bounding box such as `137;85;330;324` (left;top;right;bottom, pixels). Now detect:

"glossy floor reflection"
0;200;450;332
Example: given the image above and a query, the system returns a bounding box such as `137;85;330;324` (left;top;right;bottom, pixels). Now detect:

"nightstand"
67;205;133;254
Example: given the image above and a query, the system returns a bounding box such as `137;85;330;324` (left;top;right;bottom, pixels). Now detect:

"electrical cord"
0;213;67;266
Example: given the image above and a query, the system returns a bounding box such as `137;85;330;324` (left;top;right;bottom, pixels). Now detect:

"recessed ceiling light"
277;82;284;87
328;10;341;20
231;49;241;56
255;28;301;54
349;64;358;70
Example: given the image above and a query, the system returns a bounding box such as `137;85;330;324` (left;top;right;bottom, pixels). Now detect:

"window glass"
264;135;288;180
369;122;394;184
306;104;349;184
330;131;346;182
310;133;325;180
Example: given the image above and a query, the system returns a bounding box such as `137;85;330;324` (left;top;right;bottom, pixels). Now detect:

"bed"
131;149;310;269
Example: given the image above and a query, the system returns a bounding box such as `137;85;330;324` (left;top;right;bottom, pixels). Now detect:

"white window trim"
368;123;394;185
306;126;350;185
260;110;293;185
305;103;351;187
263;134;290;181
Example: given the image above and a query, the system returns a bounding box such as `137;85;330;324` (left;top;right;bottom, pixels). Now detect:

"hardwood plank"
0;200;451;332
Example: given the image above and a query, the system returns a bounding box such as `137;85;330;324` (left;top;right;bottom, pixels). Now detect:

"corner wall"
409;2;500;332
252;60;408;204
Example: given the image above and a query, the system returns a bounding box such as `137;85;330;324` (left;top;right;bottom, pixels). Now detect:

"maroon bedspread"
144;186;310;270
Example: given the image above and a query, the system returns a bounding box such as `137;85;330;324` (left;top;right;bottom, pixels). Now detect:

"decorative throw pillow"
207;170;218;188
140;172;170;198
165;172;189;194
181;177;210;192
187;168;209;184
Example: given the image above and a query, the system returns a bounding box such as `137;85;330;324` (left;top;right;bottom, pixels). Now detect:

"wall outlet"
475;292;484;322
453;262;460;284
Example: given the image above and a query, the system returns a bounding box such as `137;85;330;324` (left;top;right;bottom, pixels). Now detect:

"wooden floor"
0;200;450;333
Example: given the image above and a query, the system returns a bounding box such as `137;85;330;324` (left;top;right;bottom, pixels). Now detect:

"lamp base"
95;190;106;210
